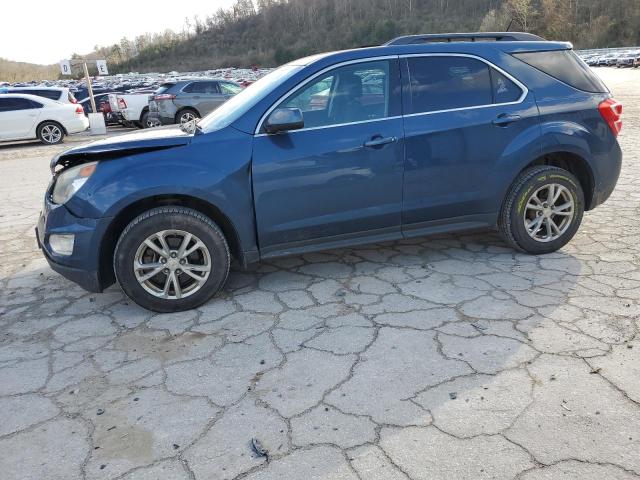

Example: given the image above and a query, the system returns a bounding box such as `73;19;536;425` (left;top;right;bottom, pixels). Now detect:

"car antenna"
505;19;514;32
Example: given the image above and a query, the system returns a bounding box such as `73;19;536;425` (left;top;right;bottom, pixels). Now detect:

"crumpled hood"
51;125;193;172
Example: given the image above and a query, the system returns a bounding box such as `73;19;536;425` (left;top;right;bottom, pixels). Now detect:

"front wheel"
114;207;230;312
499;166;584;254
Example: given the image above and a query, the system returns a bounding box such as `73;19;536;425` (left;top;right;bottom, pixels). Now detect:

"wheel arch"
99;194;244;289
139;106;149;123
37;119;67;136
520;151;595;210
175;106;201;121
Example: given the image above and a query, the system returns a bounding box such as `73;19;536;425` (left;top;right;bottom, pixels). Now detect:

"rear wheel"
499;166;584;254
176;108;199;125
114;207;230;312
37;121;64;144
139;110;150;129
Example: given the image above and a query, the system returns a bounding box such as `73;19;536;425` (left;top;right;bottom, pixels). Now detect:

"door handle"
493;114;521;126
363;136;397;148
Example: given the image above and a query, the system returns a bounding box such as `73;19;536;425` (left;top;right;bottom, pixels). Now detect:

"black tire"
139;110;149;129
175;108;199;125
114;207;230;312
37;121;65;144
499;166;584;254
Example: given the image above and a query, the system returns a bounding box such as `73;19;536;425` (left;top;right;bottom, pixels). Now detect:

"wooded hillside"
98;0;640;73
0;58;59;82
5;0;640;81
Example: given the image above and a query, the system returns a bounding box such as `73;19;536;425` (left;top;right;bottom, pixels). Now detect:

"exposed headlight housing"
52;162;98;204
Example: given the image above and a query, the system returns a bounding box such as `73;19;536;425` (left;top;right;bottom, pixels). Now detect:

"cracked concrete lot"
1;68;639;480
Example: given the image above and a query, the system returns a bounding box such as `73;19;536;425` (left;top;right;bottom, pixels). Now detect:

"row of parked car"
0;68;268;143
579;50;640;68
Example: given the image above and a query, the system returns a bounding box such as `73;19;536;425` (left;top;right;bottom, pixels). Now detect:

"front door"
252;58;404;255
400;55;540;234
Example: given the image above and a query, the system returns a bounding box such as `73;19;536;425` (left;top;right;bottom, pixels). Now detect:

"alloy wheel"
133;230;211;299
41;124;62;144
180;112;198;124
523;183;575;242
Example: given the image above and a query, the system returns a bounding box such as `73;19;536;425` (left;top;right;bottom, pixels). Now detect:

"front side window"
279;60;393;129
407;56;492;114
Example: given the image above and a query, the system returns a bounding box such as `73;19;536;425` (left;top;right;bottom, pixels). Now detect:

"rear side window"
490;70;522;103
407;57;492;113
219;82;242;95
513;50;608;93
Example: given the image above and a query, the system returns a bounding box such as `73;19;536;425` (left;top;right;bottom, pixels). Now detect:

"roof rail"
384;32;545;46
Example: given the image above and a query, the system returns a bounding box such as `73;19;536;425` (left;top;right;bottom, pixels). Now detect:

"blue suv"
37;32;623;312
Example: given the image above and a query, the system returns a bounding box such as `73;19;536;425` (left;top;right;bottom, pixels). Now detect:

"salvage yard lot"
1;68;639;480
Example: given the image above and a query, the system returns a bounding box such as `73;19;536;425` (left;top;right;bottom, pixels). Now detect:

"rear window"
155;83;175;95
513;50;608;93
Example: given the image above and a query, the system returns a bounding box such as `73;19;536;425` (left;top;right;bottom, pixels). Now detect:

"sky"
0;0;235;65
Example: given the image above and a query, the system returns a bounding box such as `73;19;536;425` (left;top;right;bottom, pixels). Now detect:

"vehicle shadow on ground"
1;228;585;478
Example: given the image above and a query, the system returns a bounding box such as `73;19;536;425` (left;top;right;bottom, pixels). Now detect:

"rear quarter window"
513;50;608;93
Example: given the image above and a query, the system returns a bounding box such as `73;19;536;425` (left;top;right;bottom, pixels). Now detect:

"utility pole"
82;62;97;114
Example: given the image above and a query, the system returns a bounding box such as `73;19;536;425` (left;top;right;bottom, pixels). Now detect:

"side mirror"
264;108;304;134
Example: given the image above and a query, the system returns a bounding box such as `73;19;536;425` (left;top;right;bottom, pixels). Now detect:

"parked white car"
5;86;77;104
0;94;89;144
108;91;154;128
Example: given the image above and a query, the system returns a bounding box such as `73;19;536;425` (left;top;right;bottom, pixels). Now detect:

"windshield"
198;65;303;133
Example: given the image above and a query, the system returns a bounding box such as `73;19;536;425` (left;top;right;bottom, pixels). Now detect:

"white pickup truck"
108;90;154;128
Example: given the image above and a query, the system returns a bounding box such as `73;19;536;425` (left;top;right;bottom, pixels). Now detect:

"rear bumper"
66;116;90;134
589;141;622;210
148;111;175;125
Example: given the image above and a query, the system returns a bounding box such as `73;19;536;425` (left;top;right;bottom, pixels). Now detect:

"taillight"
75;106;84;115
118;98;127;109
598;98;623;137
154;94;176;101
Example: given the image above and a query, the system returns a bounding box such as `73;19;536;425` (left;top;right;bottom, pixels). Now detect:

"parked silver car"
147;79;242;125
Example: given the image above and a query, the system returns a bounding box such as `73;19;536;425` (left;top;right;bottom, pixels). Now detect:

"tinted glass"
0;98;35;111
9;89;60;100
513;50;608;93
184;81;219;94
281;60;391;129
490;69;522;103
407;57;492;114
155;83;175;94
38;90;62;100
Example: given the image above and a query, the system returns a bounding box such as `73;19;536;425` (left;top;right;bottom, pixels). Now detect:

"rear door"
198;81;226;115
400;54;540;235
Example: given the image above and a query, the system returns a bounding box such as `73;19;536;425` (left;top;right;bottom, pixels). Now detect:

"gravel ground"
0;68;639;480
